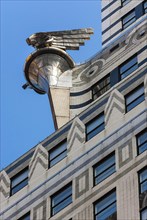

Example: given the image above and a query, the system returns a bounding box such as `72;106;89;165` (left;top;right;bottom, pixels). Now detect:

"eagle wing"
26;28;94;50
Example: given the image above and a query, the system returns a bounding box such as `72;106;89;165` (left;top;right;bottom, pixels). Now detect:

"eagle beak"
26;38;31;45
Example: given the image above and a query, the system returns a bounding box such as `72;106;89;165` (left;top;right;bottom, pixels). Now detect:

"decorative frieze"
118;140;133;168
75;169;89;199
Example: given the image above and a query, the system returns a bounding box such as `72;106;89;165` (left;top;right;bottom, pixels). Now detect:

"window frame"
121;0;131;7
86;112;105;141
94;189;117;220
49;139;67;168
143;1;147;14
110;44;119;53
51;182;72;216
140;207;147;220
10;167;29;196
122;9;136;29
125;84;145;113
92;74;111;101
138;167;147;194
17;212;30;220
119;55;138;80
93;152;116;186
136;129;147;155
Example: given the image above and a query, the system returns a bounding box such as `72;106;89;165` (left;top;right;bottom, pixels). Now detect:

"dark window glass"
51;183;72;216
86;113;104;141
144;1;147;13
94;153;116;186
137;129;147;155
141;208;147;220
49;140;67;167
11;167;28;196
94;190;117;220
121;0;131;6
92;75;110;101
120;55;138;79
125;84;145;112
18;212;30;220
122;10;136;29
110;44;119;53
139;168;147;194
139;168;147;219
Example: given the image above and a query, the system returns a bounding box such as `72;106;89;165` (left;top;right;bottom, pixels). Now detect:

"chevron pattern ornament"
29;144;48;181
105;89;125;127
0;170;10;199
67;117;85;153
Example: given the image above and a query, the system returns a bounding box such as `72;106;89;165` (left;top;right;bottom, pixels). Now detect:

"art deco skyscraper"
0;1;146;219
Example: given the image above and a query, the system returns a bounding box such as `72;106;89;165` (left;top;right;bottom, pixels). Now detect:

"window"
139;168;147;219
92;75;110;101
51;183;72;216
49;140;67;167
121;0;131;7
139;168;147;194
122;10;136;29
137;129;147;155
94;153;116;186
119;55;138;79
11;167;28;196
86;113;104;141
110;44;119;53
141;208;147;220
125;84;145;112
144;1;147;13
18;212;30;220
94;190;117;220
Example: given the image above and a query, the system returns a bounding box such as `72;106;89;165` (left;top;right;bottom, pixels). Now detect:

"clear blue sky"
1;1;102;170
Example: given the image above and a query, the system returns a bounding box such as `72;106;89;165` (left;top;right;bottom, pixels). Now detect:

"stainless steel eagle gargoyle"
26;28;94;50
23;28;94;95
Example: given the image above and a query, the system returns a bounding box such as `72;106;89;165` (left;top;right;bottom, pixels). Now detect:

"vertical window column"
122;10;136;29
51;183;72;216
141;208;147;220
144;1;147;14
94;190;117;220
121;0;131;7
94;153;116;186
135;2;145;19
125;84;145;112
110;67;120;87
136;129;147;155
139;168;147;194
11;167;28;196
49;140;67;167
119;55;138;80
139;168;147;220
110;55;138;87
86;113;104;141
92;75;110;101
18;212;30;220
